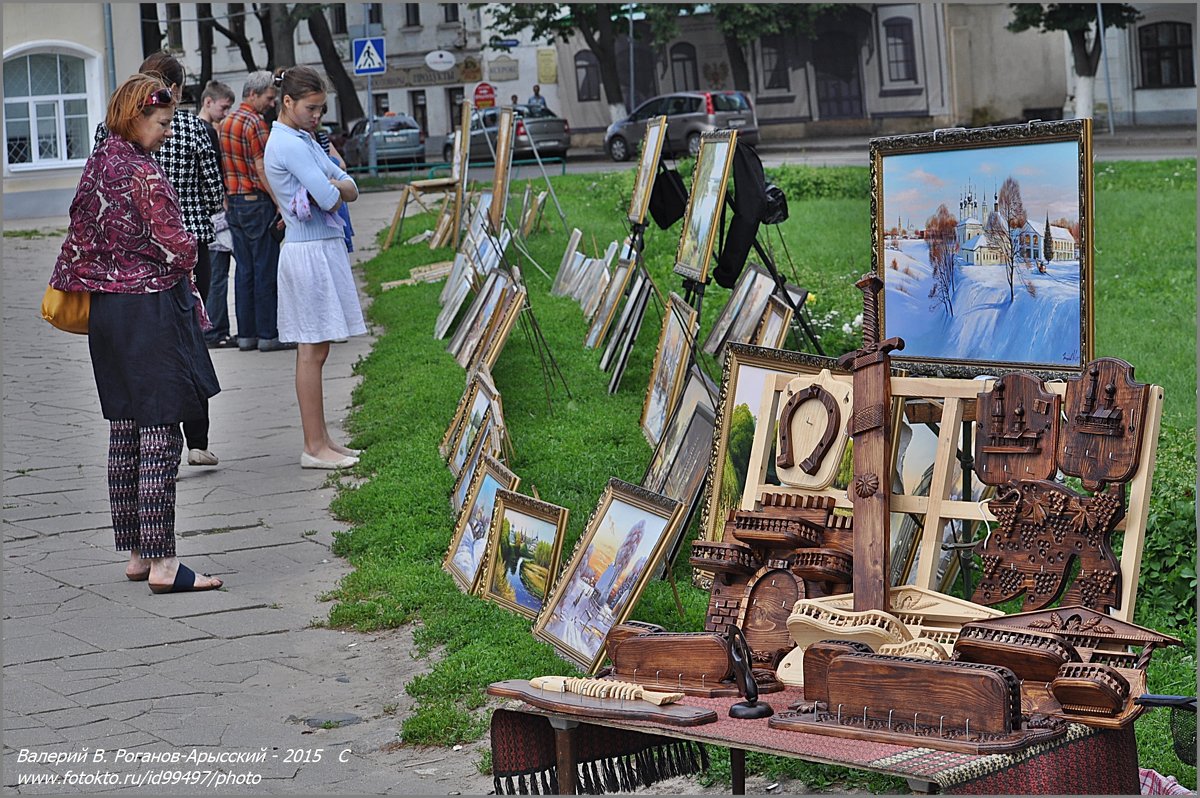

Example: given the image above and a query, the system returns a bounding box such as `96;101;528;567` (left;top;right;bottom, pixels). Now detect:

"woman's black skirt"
89;280;220;426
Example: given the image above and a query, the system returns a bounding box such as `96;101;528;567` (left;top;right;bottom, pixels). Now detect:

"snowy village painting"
533;480;682;673
443;455;519;594
874;121;1092;373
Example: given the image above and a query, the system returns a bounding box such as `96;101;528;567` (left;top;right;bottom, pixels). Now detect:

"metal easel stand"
521;126;568;234
496;239;571;413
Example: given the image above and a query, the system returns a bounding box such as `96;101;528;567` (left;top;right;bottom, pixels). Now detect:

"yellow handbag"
41;285;90;334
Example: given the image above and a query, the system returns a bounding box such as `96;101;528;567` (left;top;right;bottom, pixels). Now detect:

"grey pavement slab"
4;191;497;794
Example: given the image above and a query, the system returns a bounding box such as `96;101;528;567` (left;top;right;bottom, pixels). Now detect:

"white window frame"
3;41;103;174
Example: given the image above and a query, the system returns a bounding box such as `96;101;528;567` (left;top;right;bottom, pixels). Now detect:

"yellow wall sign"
537;49;557;84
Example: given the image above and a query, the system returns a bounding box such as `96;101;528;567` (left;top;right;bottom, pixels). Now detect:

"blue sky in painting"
883;140;1080;229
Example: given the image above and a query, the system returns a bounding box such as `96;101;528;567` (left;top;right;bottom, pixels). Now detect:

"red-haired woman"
49;73;223;594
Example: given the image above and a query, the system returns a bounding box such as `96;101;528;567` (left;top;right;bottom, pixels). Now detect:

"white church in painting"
954;182;1077;266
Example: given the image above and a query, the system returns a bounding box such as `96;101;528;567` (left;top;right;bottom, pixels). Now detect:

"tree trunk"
197;3;214;90
578;12;626;123
140;3;162;57
1074;74;1095;120
270;4;298;69
212;4;259;72
255;4;276;70
304;5;364;125
723;32;751;91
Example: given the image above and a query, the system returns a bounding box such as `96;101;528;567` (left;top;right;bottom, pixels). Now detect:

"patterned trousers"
107;420;183;559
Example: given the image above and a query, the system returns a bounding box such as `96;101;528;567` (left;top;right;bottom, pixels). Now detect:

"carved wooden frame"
870;119;1094;377
750;294;794;350
487;106;516;234
450;408;501;516
440;366;502;462
479;489;569;620
640;292;699;446
533;479;684;674
443;454;520;594
471;284;527;372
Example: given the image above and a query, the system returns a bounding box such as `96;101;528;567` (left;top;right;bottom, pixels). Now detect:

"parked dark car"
341;113;425;167
604;91;759;162
445;104;570;163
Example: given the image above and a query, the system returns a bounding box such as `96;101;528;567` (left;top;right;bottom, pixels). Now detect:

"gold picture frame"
640;292;699;446
871;118;1094;377
533;478;683;673
584;257;634;350
479;490;569;620
627;116;667;226
750;294;794;349
444;454;520;594
488;106;516;234
673;130;737;282
440;366;504;462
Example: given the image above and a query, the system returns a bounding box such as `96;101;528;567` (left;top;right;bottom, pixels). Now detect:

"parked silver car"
341;113;425;167
604;91;759;162
444;104;571;163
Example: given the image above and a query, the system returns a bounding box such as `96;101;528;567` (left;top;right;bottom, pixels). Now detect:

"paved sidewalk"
2;192;494;794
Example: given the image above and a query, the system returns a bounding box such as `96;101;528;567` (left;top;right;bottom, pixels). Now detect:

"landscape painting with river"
482;492;568;619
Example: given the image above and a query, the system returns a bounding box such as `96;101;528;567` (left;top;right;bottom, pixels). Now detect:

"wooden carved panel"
1059;358;1150;489
775;370;852;490
974;373;1061;486
972;480;1124;612
737;567;804;666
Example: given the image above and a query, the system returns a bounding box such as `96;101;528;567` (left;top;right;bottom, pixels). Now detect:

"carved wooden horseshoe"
777;383;842;475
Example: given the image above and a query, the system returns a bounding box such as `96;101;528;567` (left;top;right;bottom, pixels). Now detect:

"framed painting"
457;276;518;370
750;294;794;349
480;490;569;620
643;365;717;495
585;257;634;350
471;285;527;372
701;263;766;356
673;130;737;283
871;119;1093;377
449;399;491;477
448;271;507;362
581;265;612;322
533;478;683;673
628;116;667;226
600;269;646;372
440;366;503;461
488;107;516;235
444;454;520;594
607;275;653;394
551;228;584;296
640;292;699;446
450;409;501;516
434;274;473;340
698;343;840;543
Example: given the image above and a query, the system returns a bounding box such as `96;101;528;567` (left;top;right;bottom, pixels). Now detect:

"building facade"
3;3;143;219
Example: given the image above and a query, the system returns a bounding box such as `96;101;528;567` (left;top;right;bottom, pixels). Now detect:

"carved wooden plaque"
972;480;1124;612
737;567;803;666
974;372;1061;486
1058;358;1150;489
775;370;852;490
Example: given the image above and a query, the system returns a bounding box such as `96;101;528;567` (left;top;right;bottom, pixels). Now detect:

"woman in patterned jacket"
51;73;223;594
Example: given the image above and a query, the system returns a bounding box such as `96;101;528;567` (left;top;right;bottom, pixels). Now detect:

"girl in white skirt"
264;66;366;469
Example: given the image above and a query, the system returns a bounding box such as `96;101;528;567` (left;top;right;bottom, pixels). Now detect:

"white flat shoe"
187;448;219;466
300;452;358;470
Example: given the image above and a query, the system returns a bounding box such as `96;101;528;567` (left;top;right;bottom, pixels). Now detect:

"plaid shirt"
93;110;224;244
218;102;269;196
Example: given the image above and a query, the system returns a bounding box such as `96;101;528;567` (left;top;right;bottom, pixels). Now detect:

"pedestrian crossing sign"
352;37;386;75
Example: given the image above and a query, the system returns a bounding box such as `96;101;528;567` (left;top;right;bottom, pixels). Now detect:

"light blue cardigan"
264;121;355;244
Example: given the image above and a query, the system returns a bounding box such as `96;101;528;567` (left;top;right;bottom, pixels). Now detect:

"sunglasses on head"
144;88;174;107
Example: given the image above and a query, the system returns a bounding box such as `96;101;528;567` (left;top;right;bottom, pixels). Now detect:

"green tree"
1043;214;1054;263
726;404;756;498
711;4;848;91
481;3;636;123
1007;4;1141;120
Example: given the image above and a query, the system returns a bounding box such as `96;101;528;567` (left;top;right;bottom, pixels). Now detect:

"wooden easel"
741;374;1164;624
382;100;472;252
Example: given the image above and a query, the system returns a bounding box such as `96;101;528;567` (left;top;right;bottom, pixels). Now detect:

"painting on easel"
628;116;667;226
873;119;1093;376
673;130;737;283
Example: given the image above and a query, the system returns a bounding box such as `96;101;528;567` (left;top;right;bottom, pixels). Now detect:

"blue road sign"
495;38;520;49
352;37;386;75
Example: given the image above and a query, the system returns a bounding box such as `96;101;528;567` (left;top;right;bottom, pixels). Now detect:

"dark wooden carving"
770;652;1067;753
604;621;667;652
610;632;733;688
952;624;1079;683
974;372;1061;486
486;679;718;726
796;640;875;705
836;272;902;611
688;541;760;584
1051;664;1131;717
729;493;837;549
1059;358;1150;490
967;606;1181;653
776;383;841;474
790;549;853;586
972;479;1124;612
739;567;803;664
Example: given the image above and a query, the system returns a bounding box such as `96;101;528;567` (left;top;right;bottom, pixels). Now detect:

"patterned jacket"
52;135;197;294
93;110;224;244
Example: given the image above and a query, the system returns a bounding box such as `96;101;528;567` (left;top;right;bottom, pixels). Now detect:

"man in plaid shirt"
219;70;293;352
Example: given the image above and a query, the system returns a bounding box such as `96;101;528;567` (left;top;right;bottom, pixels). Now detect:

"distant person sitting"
510;94;519;106
526;84;546;110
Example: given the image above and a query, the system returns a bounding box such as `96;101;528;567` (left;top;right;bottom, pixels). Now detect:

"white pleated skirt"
277;237;367;344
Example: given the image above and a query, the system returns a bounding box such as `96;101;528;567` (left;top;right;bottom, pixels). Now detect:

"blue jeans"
227;193;280;341
204;248;232;342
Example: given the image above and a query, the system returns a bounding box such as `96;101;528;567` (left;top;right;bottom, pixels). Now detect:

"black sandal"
149;564;222;594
